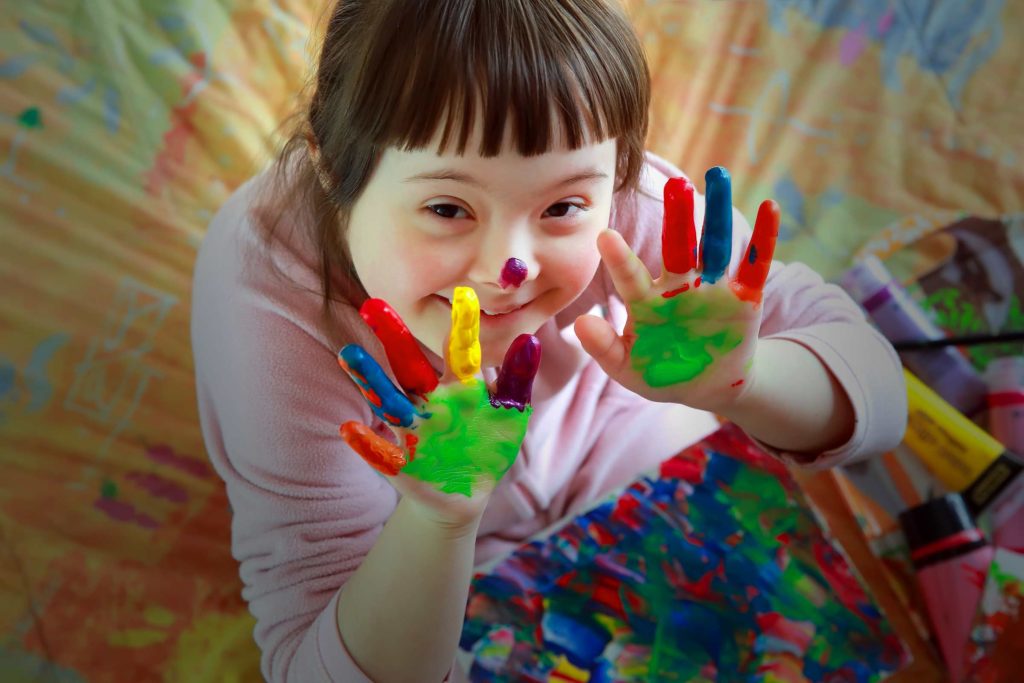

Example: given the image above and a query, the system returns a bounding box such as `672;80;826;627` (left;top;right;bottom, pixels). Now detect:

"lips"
433;294;527;318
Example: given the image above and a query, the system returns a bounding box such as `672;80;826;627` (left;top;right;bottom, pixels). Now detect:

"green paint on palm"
402;380;531;497
630;294;744;387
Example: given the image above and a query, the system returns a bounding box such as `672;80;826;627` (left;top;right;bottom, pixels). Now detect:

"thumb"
574;314;629;378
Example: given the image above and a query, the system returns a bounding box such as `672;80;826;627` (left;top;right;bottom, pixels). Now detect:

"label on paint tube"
903;369;1024;515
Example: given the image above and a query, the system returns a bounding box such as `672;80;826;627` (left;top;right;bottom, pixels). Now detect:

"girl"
190;1;906;681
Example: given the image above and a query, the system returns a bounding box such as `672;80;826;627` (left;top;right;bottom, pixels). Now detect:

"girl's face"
346;119;618;366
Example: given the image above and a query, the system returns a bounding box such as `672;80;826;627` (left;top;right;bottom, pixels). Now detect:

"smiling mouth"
433;294;527;318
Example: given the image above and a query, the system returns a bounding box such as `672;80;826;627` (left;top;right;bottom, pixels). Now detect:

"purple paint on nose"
499;258;528;289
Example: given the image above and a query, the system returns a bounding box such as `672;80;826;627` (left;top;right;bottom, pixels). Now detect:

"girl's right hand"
337;287;541;529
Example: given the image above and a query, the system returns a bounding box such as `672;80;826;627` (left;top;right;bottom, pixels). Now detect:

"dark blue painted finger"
699;166;733;284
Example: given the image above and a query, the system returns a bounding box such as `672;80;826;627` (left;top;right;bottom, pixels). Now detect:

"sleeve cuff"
746;324;907;470
314;590;459;682
314;590;374;682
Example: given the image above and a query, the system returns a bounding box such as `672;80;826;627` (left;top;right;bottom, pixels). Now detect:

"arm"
593;154;905;466
721;337;855;455
337;498;479;682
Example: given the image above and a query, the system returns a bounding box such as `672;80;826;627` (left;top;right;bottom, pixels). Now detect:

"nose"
467;221;539;292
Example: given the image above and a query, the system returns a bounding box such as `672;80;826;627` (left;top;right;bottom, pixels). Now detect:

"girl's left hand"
574;167;780;414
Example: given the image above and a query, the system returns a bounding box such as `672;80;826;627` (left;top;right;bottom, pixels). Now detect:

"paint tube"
899;493;993;681
903;369;1024;516
983;356;1024;552
842;255;987;416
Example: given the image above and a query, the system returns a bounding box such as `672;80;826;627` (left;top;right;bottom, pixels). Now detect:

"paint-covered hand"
336;289;541;525
575;167;780;414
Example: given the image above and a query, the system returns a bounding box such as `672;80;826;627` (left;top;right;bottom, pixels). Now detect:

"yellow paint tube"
903;368;1024;515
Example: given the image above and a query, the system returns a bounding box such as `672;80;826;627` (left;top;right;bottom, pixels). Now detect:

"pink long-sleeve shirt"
191;152;906;682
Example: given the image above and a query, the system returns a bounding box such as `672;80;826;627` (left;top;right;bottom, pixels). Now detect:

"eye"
427;203;469;220
543;201;587;219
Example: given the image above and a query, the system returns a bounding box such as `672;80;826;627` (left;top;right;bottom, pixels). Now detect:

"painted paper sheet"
459;424;909;682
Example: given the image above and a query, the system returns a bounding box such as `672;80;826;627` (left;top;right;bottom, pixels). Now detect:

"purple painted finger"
492;334;542;411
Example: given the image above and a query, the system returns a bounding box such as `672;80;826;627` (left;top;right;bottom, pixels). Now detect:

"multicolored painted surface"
966;548;1024;683
2;0;1021;680
459;424;908;681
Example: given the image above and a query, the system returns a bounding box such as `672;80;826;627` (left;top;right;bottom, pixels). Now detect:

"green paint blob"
630;294;744;387
18;107;42;129
101;479;118;499
402;380;531;497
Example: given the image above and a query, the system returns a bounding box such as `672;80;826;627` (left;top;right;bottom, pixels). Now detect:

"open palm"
337;288;541;527
575;167;780;414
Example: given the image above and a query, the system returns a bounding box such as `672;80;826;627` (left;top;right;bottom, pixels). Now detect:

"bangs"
348;0;649;158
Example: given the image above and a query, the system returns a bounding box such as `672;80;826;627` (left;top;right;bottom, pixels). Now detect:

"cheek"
541;234;602;291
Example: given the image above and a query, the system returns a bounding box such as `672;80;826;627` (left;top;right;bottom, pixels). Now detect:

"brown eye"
428;204;467;219
543;202;586;218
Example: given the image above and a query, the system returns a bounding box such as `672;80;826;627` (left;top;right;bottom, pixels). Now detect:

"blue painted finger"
699;166;733;284
338;344;419;428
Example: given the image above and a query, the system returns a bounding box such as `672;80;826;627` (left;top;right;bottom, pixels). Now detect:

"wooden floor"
792;469;947;682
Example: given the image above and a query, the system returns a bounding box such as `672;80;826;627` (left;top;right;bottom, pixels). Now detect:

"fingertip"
755;199;781;235
705;166;730;185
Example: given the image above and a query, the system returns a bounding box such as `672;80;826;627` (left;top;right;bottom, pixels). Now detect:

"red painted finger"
360;298;439;397
340;421;407;476
662;177;698;275
732;199;780;304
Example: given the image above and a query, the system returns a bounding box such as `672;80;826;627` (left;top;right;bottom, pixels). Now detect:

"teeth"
437;295;519;316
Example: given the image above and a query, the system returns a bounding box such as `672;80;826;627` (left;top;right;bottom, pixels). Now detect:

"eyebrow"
403;167;609;190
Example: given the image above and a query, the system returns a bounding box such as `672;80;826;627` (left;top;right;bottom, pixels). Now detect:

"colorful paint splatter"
459;424;907;681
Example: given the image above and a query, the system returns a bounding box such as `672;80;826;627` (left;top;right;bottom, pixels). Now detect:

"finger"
492;334;542;410
597;229;653;303
662;177;698;275
340;422;406;476
360;298;439;397
699;166;733;284
733;199;780;304
574;314;629;377
338;344;419;428
448;286;481;383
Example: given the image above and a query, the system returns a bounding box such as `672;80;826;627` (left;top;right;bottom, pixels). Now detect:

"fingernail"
492;334;542;410
338;345;418;427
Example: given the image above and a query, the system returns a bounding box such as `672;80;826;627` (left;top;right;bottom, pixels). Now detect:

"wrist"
400;495;486;540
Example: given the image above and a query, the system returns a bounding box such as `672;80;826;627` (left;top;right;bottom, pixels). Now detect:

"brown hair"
264;0;651;310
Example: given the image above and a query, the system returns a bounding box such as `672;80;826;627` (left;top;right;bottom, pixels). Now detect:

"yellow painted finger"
449;286;481;383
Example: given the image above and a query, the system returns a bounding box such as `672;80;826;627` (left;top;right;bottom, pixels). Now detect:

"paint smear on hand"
402;380;531;497
499;258;528;289
630;292;745;387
